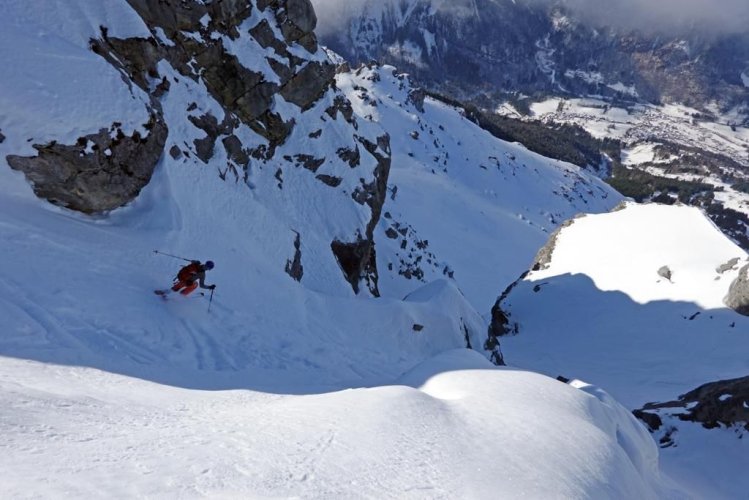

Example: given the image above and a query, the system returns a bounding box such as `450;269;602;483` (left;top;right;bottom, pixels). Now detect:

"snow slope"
0;0;153;152
0;0;685;497
339;66;620;311
0;350;680;499
500;202;749;498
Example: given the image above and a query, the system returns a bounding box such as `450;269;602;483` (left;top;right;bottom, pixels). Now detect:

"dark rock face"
285;0;317;34
285;232;304;281
337;146;361;168
725;264;749;316
532;218;579;271
7;116;168;213
332;133;391;296
332;239;379;296
315;174;342;187
281;62;337;110
323;0;749;112
483;271;527;366
636;375;749;434
280;0;319;51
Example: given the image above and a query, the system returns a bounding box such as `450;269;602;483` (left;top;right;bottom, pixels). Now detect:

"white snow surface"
0;0;152;151
502;202;749;498
0;350;681;499
505;202;749;403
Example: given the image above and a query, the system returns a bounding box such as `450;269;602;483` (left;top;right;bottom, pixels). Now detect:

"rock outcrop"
332;133;391;297
725;263;749;316
7;116;167;213
118;0;334;149
635;375;749;435
5;0;341;214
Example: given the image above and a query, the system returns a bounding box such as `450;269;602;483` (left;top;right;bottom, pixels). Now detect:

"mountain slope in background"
318;0;749;112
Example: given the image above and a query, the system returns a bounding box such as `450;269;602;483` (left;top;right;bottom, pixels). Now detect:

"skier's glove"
209;285;216;290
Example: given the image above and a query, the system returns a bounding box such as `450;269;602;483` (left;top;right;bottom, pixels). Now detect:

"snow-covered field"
523;98;749;164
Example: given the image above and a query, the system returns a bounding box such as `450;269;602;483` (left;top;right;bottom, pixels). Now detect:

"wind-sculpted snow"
0;350;680;498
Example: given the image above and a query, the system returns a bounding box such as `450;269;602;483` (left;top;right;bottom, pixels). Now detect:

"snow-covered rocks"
636;375;749;436
338;64;622;311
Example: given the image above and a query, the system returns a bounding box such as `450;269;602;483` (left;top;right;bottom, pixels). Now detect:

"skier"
166;260;216;296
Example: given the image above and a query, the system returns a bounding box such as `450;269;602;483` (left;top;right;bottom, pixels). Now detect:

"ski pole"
208;288;215;313
153;250;193;262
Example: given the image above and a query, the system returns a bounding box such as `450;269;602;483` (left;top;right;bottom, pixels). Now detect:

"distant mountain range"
319;0;749;113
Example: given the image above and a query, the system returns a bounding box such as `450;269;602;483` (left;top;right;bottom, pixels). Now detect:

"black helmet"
204;260;215;270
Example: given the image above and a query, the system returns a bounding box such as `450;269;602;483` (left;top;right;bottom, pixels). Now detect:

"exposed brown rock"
7;116;167;213
637;375;749;432
725;264;749;316
281;62;336;111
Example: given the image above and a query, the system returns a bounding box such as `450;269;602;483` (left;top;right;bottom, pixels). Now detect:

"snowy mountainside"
339;65;620;311
496;202;749;499
0;0;483;389
317;0;749;250
0;0;686;497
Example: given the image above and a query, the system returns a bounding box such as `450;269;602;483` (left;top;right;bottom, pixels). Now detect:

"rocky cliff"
2;0;390;296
